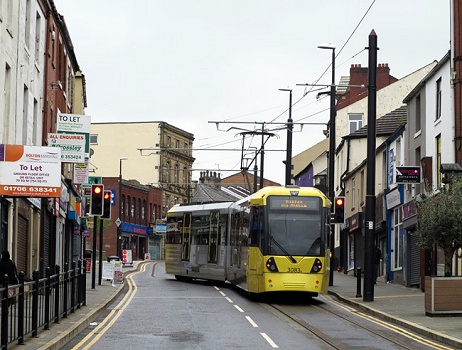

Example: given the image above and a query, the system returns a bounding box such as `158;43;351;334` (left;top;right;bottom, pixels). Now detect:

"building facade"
89;121;195;218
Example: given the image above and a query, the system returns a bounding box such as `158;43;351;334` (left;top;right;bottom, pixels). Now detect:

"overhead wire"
198;0;378;178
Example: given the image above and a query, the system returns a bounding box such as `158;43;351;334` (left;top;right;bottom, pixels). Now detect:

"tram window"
249;206;264;247
267;212;324;256
192;216;209;245
166;218;181;243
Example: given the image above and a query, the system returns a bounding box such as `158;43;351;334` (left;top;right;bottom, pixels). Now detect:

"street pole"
98;218;103;285
118;157;127;259
319;44;336;287
91;215;97;289
279;89;293;186
364;30;378;302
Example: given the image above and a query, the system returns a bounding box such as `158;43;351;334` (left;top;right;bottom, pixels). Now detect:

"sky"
53;0;450;185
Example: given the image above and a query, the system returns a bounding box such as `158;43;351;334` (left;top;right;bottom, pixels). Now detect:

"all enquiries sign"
48;133;86;163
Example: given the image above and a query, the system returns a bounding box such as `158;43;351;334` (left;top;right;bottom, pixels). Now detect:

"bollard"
356;267;362;297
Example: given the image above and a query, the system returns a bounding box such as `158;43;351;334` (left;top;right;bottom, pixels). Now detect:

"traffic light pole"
98;218;103;285
91;216;98;289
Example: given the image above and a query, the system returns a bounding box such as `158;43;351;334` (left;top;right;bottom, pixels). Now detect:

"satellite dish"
90;148;94;157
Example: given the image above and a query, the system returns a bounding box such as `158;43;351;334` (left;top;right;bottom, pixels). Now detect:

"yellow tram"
165;185;332;297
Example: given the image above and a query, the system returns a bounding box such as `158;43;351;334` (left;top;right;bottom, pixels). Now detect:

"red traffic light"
335;197;344;207
93;185;102;194
104;192;111;200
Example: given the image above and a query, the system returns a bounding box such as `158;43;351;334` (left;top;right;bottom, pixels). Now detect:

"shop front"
120;222;152;260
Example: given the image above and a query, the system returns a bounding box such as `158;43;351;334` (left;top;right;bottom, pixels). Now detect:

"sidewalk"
328;271;462;349
9;264;462;350
9;261;144;350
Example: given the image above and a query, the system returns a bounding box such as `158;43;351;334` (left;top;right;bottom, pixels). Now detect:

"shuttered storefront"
16;215;28;276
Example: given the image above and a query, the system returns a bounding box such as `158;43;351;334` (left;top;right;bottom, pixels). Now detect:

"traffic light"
332;196;345;223
101;190;112;219
90;184;104;216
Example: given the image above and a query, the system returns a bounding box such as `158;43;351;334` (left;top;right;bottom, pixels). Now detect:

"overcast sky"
53;0;450;185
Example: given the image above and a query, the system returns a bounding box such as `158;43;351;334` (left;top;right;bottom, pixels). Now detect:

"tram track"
264;295;453;350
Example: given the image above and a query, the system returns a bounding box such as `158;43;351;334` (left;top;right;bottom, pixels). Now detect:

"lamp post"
118;157;128;258
318;44;336;286
279;88;293;185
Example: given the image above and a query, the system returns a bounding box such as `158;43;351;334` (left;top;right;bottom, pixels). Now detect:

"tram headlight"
310;258;323;273
266;257;278;272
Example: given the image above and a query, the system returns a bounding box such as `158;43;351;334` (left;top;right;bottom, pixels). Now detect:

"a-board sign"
113;261;123;284
102;262;114;280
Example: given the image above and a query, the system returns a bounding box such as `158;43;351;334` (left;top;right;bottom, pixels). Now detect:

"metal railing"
0;260;86;350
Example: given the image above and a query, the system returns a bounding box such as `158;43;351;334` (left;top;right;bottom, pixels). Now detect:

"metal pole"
98;218;103;285
91;216;97;289
328;49;336;287
118;161;122;258
364;30;378;302
286;91;293;185
260;125;265;189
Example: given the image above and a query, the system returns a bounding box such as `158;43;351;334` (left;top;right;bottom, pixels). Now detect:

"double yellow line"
72;263;149;350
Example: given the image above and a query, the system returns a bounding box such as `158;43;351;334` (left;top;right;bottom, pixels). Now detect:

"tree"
416;176;462;277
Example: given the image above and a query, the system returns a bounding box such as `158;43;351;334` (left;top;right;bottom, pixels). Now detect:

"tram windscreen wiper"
270;236;296;263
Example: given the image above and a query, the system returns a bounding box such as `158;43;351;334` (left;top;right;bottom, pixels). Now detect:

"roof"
403;51;451;103
190;183;242;204
344;105;407;139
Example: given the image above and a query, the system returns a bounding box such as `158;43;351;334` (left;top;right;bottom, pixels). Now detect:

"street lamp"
118;157;128;258
318;43;336;286
279;88;293;186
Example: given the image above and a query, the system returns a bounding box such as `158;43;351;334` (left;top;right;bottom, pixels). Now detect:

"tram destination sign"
396;166;421;184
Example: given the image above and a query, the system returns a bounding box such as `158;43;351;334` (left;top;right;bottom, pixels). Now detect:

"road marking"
324;296;454;350
260;333;278;348
71;265;148;350
219;290;226;297
225;296;233;303
234;305;244;312
246;316;259;327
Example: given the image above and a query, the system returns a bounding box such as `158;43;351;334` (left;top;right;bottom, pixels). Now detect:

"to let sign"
396;166;421;183
0;144;61;197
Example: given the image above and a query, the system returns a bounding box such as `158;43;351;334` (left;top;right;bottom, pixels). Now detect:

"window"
126;196;130;217
131;198;135;218
391;207;403;271
415;147;421;196
184;142;188;154
175;139;180;149
166;136;171;147
348;114;363;134
3;64;11;141
436;134;441;188
436;78;442;121
23;85;29;145
142;200;146;220
415;94;421;132
90;134;98;144
174;164;179;185
360;170;365;206
35;12;42;64
25;0;31;49
166;161;171;184
122;195;126;219
351;177;356;209
183;167;187;185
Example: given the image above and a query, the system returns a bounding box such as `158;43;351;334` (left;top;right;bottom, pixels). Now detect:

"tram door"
208;211;219;263
181;213;191;261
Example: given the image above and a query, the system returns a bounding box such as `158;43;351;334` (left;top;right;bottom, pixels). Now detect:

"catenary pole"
364;29;378;302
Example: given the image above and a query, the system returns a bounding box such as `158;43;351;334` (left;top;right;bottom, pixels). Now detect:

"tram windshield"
266;196;324;256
